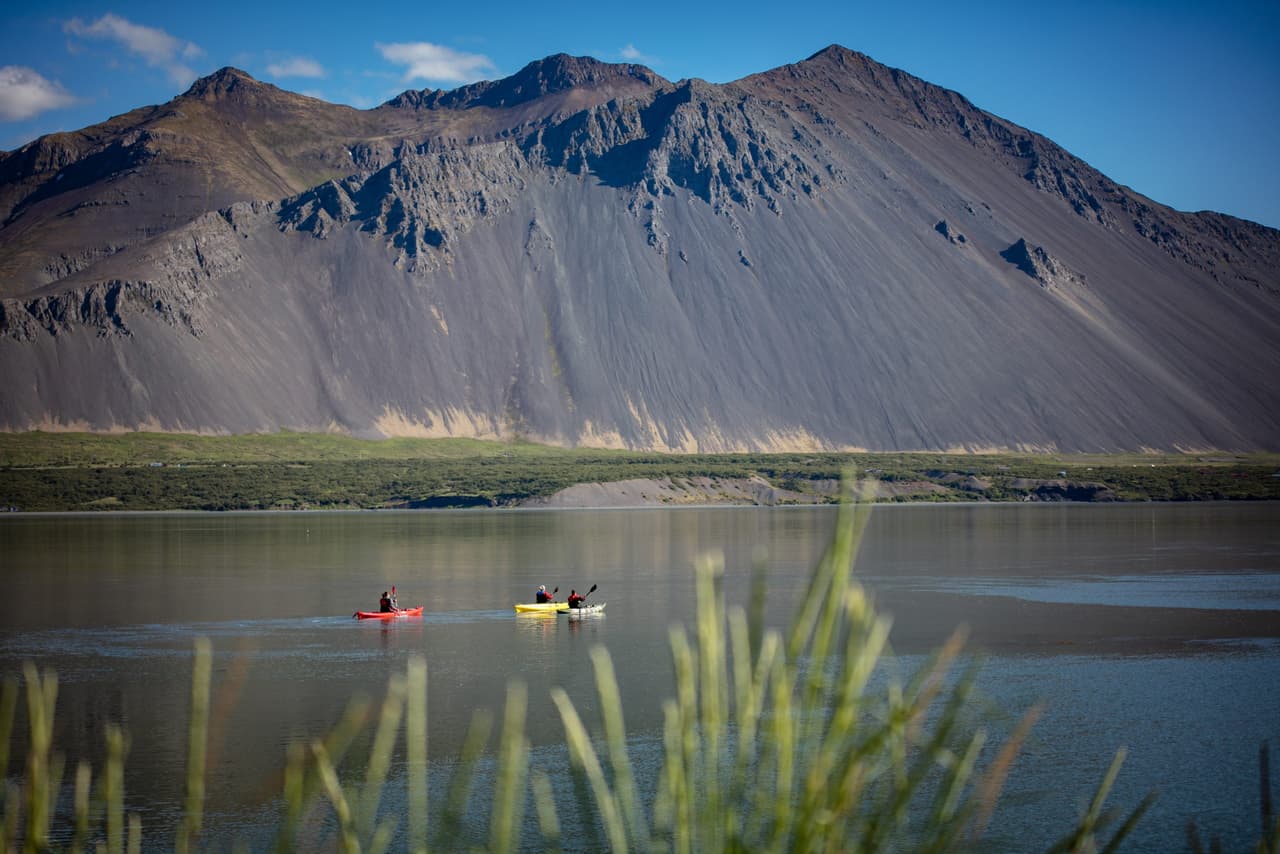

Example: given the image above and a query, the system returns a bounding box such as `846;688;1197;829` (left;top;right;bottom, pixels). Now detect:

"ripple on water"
881;571;1280;611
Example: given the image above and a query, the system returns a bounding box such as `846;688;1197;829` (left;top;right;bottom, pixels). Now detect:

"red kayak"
353;606;424;620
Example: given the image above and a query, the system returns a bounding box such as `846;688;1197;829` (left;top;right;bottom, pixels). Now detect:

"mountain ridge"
1;46;1277;452
383;53;669;111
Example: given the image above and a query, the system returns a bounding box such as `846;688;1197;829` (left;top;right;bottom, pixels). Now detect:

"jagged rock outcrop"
1;46;1277;451
935;220;967;245
1000;238;1085;289
278;141;534;270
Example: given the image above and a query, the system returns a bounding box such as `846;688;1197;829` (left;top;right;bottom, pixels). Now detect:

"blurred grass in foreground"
2;480;1277;852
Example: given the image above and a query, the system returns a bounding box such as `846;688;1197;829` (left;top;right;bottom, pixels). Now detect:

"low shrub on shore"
3;432;1279;510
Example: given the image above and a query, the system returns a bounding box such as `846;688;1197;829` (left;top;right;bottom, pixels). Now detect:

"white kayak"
564;602;605;618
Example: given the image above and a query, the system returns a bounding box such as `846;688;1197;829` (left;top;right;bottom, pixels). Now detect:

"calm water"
2;503;1278;851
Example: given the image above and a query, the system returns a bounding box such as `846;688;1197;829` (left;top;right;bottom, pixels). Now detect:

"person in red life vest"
567;589;585;609
379;591;393;613
535;585;554;603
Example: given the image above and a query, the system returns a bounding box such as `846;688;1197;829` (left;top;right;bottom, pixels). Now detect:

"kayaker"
535;585;554;603
379;591;393;613
567;589;584;609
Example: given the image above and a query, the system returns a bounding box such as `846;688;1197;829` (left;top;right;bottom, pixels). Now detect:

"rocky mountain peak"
802;43;874;69
181;67;271;101
504;53;663;96
386;53;667;112
183;67;254;97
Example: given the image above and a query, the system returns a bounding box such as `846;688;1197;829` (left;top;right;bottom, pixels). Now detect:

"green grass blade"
921;728;986;853
590;645;647;849
550;686;628;854
971;704;1042;841
766;650;795;851
530;769;561;849
22;662;58;853
652;699;684;854
127;812;142;854
323;695;373;770
1101;790;1157;854
668;625;699;840
1048;748;1128;854
748;548;768;668
695;554;727;849
1086;748;1128;829
436;708;491;846
2;781;17;853
0;677;16;798
70;761;92;854
176;637;212;853
727;607;767;831
273;742;307;854
104;723;126;854
368;818;396;854
405;657;428;852
488;681;529;854
312;740;360;854
738;631;781;847
358;675;406;842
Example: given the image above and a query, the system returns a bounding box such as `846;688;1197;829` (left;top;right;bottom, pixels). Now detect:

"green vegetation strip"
1;432;1278;511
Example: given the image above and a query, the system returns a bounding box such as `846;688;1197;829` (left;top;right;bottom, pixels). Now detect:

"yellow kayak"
514;601;569;613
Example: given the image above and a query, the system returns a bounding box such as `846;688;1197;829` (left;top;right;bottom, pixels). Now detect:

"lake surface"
2;503;1278;851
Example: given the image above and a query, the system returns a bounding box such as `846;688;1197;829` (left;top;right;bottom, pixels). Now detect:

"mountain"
1;46;1277;452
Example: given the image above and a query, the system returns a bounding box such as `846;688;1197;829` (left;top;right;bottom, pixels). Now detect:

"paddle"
582;583;598;601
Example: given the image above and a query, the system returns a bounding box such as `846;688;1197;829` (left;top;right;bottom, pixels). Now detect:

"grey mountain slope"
0;59;667;296
1;46;1277;451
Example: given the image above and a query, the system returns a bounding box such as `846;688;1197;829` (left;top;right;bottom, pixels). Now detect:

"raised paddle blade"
588;584;597;593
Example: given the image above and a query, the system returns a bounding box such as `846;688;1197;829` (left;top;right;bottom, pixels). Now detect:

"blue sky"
2;0;1278;228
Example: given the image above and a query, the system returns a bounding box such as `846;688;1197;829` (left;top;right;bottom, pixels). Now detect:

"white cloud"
375;42;496;84
64;14;203;86
619;43;658;65
0;66;78;121
266;57;326;79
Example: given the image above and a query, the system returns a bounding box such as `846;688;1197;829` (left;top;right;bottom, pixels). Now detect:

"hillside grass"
1;431;1278;512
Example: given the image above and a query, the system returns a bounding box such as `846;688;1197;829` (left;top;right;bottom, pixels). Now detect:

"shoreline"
3;434;1278;511
3;497;1279;518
